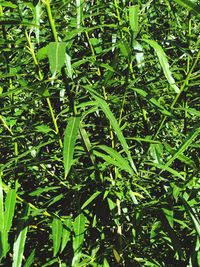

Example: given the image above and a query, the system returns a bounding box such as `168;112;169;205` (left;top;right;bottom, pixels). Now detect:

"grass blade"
143;39;180;93
63;117;81;178
52;218;63;257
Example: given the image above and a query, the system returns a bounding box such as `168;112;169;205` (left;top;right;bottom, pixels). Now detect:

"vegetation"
0;0;200;266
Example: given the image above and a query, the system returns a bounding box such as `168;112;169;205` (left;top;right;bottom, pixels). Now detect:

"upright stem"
45;0;58;42
25;30;63;148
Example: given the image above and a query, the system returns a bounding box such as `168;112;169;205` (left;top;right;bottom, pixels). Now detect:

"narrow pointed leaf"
132;87;171;116
47;42;67;78
63;117;81;178
181;197;200;237
12;207;29;267
173;0;200;16
81;191;101;210
79;125;95;165
159;210;184;259
73;213;86;254
61;218;72;252
24;249;35;267
0;176;4;233
4;187;17;233
164;124;200;169
52;218;63;257
90;93;137;174
65;53;73;79
129;5;139;32
95;145;134;176
133;41;145;68
143;39;180;93
76;0;84;29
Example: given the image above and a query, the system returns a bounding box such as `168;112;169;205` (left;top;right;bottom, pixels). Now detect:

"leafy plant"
0;0;199;266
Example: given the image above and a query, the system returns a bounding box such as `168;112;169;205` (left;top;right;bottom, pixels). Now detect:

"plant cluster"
0;0;200;266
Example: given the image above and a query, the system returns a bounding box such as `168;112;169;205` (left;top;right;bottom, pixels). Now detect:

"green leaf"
129;5;139;32
61;218;72;252
143;39;180;93
24;249;35;267
0;176;5;259
148;162;185;180
47;42;67;78
81;191;101;210
149;143;163;164
35;124;53;133
12;206;29;267
65;53;73;79
181;197;200;237
37;41;68;77
89;92;137;174
2;187;17;256
90;38;102;54
1;1;17;8
118;41;130;57
94;145;134;176
163;124;200;169
162;208;174;228
52;218;63;257
73;213;86;254
63;117;81;178
76;0;84;29
132;87;171;116
173;0;200;16
79;125;95;165
159;209;184;260
133;41;145;69
0;176;4;234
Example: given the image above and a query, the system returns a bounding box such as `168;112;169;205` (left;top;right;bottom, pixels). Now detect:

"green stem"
25;30;63;148
45;0;58;42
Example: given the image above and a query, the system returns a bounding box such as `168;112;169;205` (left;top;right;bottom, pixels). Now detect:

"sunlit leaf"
81;191;101;210
73;213;86;255
61;218;72;252
143;39;180;93
129;5;139;32
63;117;81;178
12;206;29;267
173;0;200;16
88;91;137;174
52;218;63;257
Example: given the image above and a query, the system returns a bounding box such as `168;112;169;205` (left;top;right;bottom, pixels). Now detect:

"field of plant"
0;0;200;266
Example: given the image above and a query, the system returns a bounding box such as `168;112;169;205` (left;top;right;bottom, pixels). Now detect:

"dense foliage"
0;0;200;266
